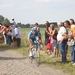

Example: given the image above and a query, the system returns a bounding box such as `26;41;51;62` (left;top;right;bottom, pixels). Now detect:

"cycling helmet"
31;27;37;31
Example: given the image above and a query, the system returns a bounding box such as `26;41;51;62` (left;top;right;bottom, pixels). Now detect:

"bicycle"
28;40;40;66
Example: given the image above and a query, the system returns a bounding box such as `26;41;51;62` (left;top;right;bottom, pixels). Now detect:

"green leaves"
0;15;10;25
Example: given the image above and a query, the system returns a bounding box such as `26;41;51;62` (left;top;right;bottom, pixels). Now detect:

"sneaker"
72;63;75;66
50;54;55;58
29;51;32;57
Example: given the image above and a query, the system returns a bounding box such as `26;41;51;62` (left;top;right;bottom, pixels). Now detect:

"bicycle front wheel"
35;49;40;66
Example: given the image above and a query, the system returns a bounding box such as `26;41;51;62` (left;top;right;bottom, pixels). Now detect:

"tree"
2;18;10;25
0;15;4;24
17;22;21;27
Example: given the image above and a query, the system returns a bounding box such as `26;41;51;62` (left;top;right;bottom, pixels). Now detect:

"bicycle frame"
28;40;40;66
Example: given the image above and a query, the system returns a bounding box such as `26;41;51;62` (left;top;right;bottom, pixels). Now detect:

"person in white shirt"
13;25;21;47
57;23;67;42
57;22;68;63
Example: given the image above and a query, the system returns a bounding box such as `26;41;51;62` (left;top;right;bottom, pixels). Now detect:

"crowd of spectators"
45;19;75;65
0;18;21;47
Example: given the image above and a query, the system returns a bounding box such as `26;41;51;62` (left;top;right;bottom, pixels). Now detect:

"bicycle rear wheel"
35;49;40;66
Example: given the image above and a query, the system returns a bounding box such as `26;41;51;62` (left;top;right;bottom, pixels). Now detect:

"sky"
0;0;75;24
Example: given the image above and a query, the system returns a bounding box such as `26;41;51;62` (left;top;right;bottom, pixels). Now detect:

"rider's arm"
28;31;33;48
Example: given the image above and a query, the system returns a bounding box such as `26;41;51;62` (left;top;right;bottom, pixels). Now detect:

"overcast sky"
0;0;75;24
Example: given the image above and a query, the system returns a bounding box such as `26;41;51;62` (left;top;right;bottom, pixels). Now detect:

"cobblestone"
0;49;67;75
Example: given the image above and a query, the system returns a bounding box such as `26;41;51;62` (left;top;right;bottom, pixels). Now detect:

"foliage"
0;15;4;24
0;15;58;28
2;18;10;25
17;22;21;27
0;15;10;25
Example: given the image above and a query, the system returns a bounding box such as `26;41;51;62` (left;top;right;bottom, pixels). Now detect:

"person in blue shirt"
12;18;16;26
28;27;40;57
28;27;39;49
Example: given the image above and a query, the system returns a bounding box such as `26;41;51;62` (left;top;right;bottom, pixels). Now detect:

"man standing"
69;19;75;65
13;25;21;47
57;22;68;63
12;17;16;26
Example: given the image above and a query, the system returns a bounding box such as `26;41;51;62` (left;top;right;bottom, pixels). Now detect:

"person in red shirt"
1;24;7;44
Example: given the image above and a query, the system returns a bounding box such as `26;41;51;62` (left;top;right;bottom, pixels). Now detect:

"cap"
12;17;14;20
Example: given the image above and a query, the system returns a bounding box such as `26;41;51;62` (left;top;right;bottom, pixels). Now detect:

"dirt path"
0;49;68;75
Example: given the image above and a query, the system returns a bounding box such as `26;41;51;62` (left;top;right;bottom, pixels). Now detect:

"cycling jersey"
28;31;39;43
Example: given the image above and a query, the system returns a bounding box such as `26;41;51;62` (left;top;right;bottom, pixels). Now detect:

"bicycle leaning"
28;40;41;66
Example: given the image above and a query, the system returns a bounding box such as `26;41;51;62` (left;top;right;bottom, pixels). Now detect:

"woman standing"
45;21;51;54
45;21;50;45
47;24;58;57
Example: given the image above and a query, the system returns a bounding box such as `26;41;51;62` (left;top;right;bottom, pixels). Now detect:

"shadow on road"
0;56;27;60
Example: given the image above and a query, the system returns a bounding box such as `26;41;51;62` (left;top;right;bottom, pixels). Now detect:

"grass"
0;27;75;75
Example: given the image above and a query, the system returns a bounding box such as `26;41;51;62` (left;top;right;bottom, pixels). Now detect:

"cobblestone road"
0;49;67;75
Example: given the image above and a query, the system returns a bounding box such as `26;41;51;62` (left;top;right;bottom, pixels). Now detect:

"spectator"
45;21;50;45
57;22;68;63
48;24;58;57
68;19;75;66
0;24;3;42
1;24;7;44
11;17;16;26
69;19;75;25
13;25;21;47
45;21;51;54
9;25;15;47
6;26;13;46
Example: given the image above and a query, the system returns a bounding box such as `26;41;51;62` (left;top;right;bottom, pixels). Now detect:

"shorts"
52;41;58;52
52;42;58;48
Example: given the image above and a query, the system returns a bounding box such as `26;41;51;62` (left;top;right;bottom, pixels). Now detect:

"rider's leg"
28;38;34;57
28;38;33;50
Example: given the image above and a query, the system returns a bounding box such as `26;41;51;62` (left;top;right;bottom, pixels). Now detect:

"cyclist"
28;27;39;57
